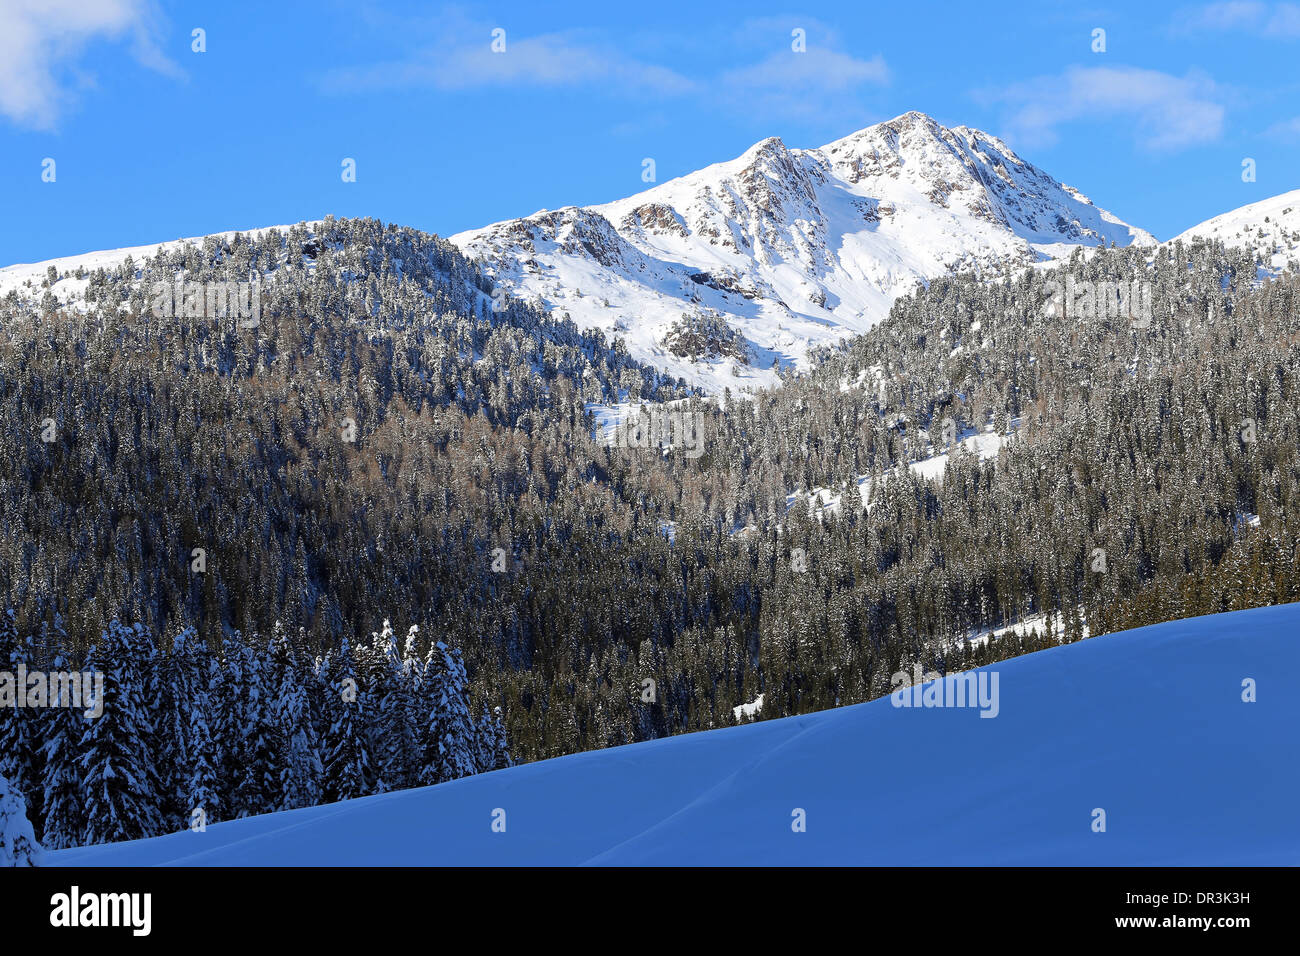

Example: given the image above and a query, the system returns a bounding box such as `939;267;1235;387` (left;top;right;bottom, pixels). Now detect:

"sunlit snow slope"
1171;188;1300;274
51;603;1298;866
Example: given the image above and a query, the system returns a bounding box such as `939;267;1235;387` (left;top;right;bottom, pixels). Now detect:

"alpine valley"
2;111;1299;857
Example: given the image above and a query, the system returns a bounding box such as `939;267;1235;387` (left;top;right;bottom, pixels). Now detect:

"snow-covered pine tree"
232;641;286;817
38;654;85;850
0;772;43;866
364;620;414;793
113;619;166;805
268;626;321;812
321;638;370;802
77;621;164;845
402;625;423;685
0;610;39;820
213;635;251;817
173;629;220;829
182;681;220;830
355;625;390;793
419;641;477;786
475;704;511;773
391;625;422;787
307;650;332;775
156;625;195;830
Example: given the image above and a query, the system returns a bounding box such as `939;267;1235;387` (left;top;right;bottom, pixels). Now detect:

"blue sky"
0;0;1295;265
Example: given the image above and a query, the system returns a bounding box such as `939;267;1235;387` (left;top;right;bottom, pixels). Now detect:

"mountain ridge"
1171;187;1300;273
451;111;1156;392
4;122;1295;396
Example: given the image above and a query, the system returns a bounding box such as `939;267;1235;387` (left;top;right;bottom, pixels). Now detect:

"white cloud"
983;66;1225;152
722;49;889;95
1180;2;1300;35
1187;1;1270;28
716;49;890;123
324;29;694;97
1264;115;1300;138
713;18;889;122
321;12;887;125
1269;2;1300;32
0;0;178;129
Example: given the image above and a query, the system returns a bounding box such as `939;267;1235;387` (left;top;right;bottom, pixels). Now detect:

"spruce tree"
0;772;43;866
78;622;164;845
267;627;321;811
0;610;38;819
177;630;220;828
321;638;370;802
420;642;477;785
38;655;85;850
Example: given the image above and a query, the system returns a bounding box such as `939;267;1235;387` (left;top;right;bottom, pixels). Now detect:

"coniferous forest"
2;217;1299;850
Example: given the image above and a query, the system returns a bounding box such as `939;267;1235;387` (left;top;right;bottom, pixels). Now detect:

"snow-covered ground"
787;425;1009;519
963;608;1090;650
50;602;1300;865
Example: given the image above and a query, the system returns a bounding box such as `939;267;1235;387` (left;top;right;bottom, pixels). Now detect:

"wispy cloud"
1264;115;1300;139
705;17;890;123
0;0;180;129
321;11;889;124
979;66;1226;152
719;49;890;121
1177;2;1300;35
322;25;694;97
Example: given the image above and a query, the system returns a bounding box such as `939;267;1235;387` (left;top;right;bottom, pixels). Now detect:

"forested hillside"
3;218;1298;848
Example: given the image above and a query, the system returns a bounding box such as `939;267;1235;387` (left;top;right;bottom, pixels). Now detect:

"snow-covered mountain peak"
452;111;1154;393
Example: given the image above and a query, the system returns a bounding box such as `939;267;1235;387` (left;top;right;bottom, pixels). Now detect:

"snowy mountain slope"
51;602;1299;865
451;111;1155;393
1171;188;1300;273
0;224;316;311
